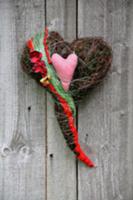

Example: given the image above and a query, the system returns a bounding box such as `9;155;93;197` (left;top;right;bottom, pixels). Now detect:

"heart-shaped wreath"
21;28;112;168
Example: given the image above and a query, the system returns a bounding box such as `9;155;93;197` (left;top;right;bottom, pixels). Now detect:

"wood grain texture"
78;0;133;200
0;0;133;200
0;0;46;199
46;1;77;200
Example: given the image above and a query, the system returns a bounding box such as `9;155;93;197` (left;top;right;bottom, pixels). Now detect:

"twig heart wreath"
21;28;112;168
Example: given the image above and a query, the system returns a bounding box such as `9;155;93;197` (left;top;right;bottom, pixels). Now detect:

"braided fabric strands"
21;27;112;168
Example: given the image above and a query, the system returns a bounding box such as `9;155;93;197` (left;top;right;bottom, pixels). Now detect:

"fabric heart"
51;53;78;91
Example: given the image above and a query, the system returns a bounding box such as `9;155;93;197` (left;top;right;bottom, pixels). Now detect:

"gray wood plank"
46;1;77;200
78;0;133;200
0;0;46;199
126;1;133;199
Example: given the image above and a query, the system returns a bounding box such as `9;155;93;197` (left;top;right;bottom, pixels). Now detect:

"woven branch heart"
22;28;112;168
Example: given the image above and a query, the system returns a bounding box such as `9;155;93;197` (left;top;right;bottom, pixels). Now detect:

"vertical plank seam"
76;0;79;39
44;1;48;200
76;0;79;200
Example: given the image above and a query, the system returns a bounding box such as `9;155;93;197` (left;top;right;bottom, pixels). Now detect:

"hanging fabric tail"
54;103;95;167
54;94;95;168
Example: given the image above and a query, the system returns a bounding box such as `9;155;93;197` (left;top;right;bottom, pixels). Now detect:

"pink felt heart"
51;53;78;91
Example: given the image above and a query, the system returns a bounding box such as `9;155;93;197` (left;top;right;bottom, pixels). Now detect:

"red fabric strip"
27;38;34;51
43;27;52;64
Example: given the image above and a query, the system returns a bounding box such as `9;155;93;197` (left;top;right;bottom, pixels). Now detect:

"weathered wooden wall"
0;0;133;200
